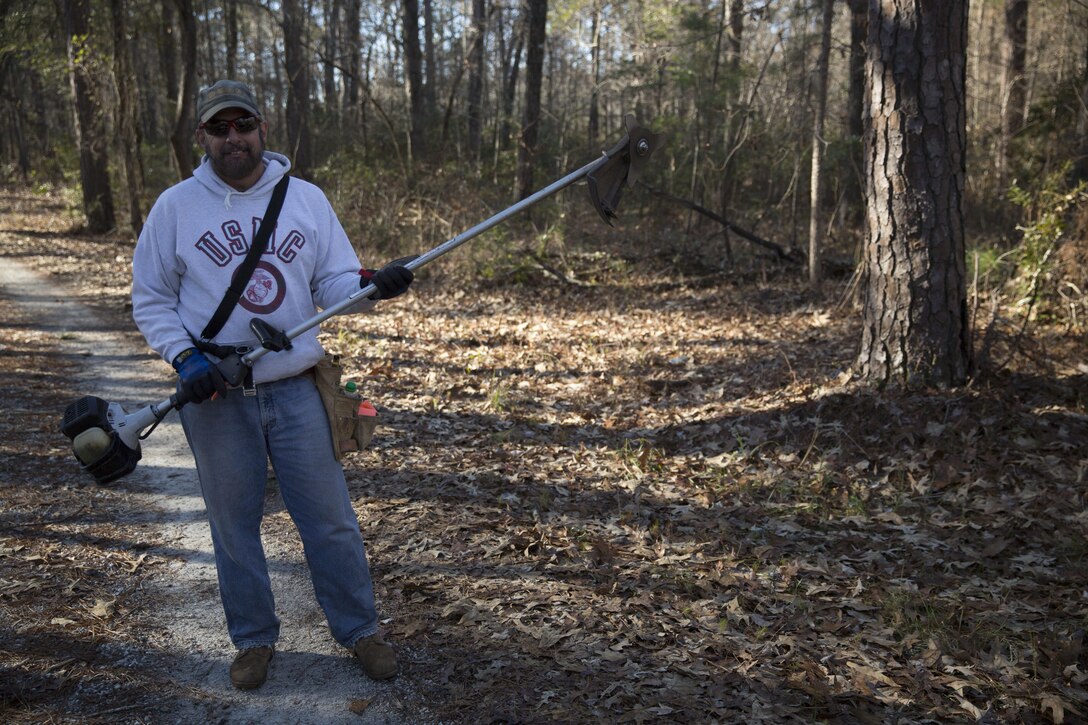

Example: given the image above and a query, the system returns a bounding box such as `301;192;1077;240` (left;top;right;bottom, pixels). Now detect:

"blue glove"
360;256;417;300
173;348;228;405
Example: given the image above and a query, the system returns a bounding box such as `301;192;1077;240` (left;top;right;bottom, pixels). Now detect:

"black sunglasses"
200;115;262;137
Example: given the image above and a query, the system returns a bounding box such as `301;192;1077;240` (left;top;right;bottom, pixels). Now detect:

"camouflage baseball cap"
196;80;261;123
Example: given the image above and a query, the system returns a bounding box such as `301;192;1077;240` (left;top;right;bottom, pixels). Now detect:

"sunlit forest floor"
2;186;1086;723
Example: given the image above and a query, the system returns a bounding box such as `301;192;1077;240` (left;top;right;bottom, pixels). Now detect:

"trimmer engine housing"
61;396;141;484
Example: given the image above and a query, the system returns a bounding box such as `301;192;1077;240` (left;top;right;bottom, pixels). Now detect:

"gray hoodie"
132;151;374;384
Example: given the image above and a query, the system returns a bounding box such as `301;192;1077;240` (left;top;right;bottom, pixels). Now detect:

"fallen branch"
638;182;802;263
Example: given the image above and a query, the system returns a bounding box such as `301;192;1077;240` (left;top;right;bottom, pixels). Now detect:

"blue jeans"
179;373;379;650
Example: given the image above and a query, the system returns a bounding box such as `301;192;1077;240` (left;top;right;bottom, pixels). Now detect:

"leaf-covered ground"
2;186;1087;723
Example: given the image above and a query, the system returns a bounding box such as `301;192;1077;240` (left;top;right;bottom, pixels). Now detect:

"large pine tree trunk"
857;0;971;387
63;0;115;233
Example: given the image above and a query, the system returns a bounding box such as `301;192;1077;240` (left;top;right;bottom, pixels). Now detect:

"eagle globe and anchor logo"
236;260;287;314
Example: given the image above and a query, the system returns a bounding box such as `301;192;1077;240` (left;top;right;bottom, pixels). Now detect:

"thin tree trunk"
1075;34;1088;183
499;9;524;151
109;0;144;236
168;0;197;179
63;0;115;232
588;2;601;149
807;0;833;290
402;0;426;161
225;0;238;78
347;0;362;120
159;0;178;114
858;0;971;387
322;0;339;110
728;0;743;72
845;0;867;225
466;0;487;162
999;0;1028;180
283;0;312;177
423;0;437;122
517;0;547;201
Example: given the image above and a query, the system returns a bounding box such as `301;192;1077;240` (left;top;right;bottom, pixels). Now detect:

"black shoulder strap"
200;174;290;341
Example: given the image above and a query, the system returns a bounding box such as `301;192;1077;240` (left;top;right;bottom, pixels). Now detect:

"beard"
208;131;265;181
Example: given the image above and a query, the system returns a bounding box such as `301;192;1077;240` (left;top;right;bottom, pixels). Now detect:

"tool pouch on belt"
312;354;378;460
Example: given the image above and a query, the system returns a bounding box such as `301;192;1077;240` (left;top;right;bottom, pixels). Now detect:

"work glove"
360;256;418;300
172;348;228;405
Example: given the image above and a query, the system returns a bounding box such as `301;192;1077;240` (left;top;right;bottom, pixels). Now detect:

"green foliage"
1004;170;1087;324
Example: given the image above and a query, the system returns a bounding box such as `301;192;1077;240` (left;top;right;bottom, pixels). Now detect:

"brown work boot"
230;646;274;690
353;634;398;680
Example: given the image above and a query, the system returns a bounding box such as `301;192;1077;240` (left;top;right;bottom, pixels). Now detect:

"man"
132;79;412;689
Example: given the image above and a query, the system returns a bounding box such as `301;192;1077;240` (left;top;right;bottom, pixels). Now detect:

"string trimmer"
61;115;664;484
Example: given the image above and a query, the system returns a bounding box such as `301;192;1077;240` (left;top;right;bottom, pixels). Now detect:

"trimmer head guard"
586;114;666;225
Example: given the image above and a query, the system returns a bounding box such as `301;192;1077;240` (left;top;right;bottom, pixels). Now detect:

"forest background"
1;0;1088;723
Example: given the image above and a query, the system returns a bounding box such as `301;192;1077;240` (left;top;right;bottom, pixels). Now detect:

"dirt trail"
0;258;421;724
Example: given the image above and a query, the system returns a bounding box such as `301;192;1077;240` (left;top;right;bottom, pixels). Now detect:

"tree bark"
347;0;362;121
159;0;178;113
423;0;437;122
1075;33;1088;183
168;0;197;179
225;0;238;78
498;7;524;151
807;0;833;291
402;0;426;160
466;0;486;161
845;0;867;223
109;0;144;236
588;2;601;149
999;0;1028;179
517;0;547;201
63;0;115;233
858;0;971;387
283;0;312;177
322;0;339;111
727;0;743;73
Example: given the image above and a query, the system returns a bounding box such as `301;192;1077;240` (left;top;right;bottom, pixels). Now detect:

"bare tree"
517;0;547;201
283;0;312;177
346;0;363;122
858;0;971;387
167;0;197;179
402;0;426;161
1000;0;1028;179
587;1;601;149
62;0;115;232
497;6;525;151
109;0;144;235
322;0;340;111
423;0;437;122
466;0;486;162
845;0;867;222
1077;31;1088;183
225;0;239;78
807;0;833;290
727;0;743;73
